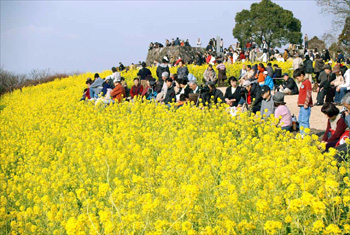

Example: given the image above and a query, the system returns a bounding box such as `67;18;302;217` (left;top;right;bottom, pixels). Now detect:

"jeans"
299;106;311;134
334;87;348;103
90;87;97;98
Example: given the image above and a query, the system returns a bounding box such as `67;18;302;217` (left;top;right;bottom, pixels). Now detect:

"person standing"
303;55;314;84
304;34;309;48
137;62;152;87
220;39;224;52
316;65;332;105
294;68;313;135
197;38;202;47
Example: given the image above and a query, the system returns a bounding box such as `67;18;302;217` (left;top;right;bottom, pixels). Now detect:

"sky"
0;0;335;74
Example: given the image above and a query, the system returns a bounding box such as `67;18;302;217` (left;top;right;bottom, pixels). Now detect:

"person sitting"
279;73;298;95
89;73;105;99
260;85;275;119
273;64;282;78
239;80;263;113
142;77;157;100
177;60;189;80
130;78;144;99
239;65;254;83
175;93;189;109
224;76;241;107
316;65;332;106
137;62;152;87
156;72;169;101
321;102;348;151
263;71;274;90
203;64;217;84
273;92;292;131
80;78;93;101
239;64;247;78
200;81;224;106
266;63;274;78
257;63;266;86
105;67;120;88
179;79;191;95
189;81;200;94
163;78;175;104
334;68;350;105
110;77;126;103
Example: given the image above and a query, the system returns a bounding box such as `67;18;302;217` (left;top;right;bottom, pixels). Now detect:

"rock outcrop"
146;46;205;65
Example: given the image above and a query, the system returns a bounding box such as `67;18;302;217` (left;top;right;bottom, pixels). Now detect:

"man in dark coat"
316;65;332;105
137;62;152;87
200;81;224;106
279;73;299;95
156;58;170;81
241;80;263;113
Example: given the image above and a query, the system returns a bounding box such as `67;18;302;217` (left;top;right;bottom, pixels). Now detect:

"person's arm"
185;67;189;75
340;71;350;88
327;118;347;142
139;86;144;95
304;86;312;108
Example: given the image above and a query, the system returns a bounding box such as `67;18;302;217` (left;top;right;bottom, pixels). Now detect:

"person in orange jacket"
257;63;266;85
110;77;126;103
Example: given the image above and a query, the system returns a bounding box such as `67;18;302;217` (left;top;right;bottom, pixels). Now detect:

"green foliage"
232;0;302;48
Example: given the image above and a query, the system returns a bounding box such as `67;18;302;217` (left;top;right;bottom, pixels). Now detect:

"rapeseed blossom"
1;62;350;234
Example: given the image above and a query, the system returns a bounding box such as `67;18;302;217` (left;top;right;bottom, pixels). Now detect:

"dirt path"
218;88;328;132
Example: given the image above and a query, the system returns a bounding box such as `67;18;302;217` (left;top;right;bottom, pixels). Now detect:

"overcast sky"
1;0;335;74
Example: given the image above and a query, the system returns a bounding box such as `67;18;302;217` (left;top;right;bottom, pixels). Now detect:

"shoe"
315;103;323;106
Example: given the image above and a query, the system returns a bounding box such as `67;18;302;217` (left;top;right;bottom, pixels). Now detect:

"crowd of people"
80;53;350;158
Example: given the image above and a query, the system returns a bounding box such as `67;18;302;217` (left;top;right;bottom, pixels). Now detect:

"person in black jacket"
163;78;176;104
224;76;241;107
316;65;332;105
279;73;299;95
240;80;263;113
179;79;192;95
303;55;314;83
156;58;170;81
137;62;152;87
195;53;203;66
200;81;224;106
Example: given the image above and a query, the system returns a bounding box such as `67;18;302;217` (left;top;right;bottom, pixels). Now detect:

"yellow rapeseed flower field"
1;62;350;234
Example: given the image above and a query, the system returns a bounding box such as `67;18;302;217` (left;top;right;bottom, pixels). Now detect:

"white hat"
263;71;268;75
114;77;121;83
243;80;251;87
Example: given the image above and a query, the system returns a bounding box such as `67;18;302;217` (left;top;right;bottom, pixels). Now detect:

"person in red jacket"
130;78;143;99
321;102;349;151
294;68;313;135
110;77;126;103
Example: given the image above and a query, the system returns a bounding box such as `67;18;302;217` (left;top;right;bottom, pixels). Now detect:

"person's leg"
281;126;292;131
326;87;335;103
325;140;340;152
299;107;311;134
335;90;341;103
90;87;96;99
316;89;325;105
339;87;348;102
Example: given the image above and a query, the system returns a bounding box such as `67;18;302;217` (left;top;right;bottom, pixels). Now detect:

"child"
80;78;93;101
293;68;313;134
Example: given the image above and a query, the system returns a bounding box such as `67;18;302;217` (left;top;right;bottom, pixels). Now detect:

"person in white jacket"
335;69;350;104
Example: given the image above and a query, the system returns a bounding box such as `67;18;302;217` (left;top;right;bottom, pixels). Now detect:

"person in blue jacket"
262;71;274;90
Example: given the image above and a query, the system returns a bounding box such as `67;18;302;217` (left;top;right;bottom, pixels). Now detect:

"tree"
321;33;336;48
316;0;350;24
308;36;326;51
232;0;302;48
338;16;350;53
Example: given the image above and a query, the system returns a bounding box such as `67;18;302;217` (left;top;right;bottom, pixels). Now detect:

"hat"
263;71;268;75
162;71;169;78
323;64;332;70
328;60;333;64
283;73;289;77
242;80;251;87
114;77;121;83
260;85;270;94
332;65;340;73
273;92;286;104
